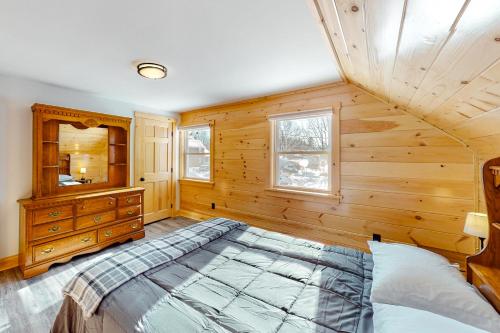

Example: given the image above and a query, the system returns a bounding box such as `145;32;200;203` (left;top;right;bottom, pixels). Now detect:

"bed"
51;217;500;333
58;174;82;186
52;218;374;333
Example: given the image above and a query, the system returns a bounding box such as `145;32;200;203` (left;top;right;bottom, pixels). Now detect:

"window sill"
265;187;341;204
179;179;215;187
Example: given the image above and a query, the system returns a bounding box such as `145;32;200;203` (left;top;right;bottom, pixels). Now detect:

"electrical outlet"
211;202;215;209
372;234;381;242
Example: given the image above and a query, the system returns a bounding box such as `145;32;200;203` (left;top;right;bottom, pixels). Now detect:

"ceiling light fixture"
137;63;167;79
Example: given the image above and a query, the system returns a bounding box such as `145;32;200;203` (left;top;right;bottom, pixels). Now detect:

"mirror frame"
32;103;131;199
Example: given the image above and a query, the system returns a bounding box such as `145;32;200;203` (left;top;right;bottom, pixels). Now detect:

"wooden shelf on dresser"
18;187;145;279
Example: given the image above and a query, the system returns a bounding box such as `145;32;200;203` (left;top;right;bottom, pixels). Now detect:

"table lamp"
80;167;87;180
464;212;489;250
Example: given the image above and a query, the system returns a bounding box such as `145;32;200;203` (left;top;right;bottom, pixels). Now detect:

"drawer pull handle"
93;215;102;223
104;231;113;238
48;211;61;218
130;223;139;229
126;198;133;203
48;225;60;233
127;210;134;215
41;247;55;254
81;237;92;243
109;201;114;205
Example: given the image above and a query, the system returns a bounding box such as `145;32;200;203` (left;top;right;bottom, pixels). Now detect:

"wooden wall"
453;112;500;214
436;63;500;214
179;82;476;264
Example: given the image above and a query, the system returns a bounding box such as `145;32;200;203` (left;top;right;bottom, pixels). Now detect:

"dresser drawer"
32;218;73;240
33;205;73;225
77;196;116;216
33;231;97;262
117;204;141;220
118;194;141;207
76;210;116;230
98;218;142;242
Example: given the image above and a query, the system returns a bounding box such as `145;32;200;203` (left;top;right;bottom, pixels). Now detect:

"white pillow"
373;303;489;333
368;241;500;332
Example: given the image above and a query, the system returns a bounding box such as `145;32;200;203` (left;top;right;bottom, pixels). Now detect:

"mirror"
58;123;108;186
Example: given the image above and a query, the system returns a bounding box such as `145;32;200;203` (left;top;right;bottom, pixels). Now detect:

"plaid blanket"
63;218;244;319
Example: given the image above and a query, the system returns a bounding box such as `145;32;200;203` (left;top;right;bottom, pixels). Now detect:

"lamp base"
479;237;485;250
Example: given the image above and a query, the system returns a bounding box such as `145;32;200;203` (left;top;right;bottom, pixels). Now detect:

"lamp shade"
80;167;87;174
464;212;489;238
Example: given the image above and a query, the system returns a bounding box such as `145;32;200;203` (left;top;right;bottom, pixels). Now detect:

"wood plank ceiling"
314;0;500;160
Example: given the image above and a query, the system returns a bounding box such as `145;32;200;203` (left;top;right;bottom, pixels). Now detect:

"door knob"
140;177;145;181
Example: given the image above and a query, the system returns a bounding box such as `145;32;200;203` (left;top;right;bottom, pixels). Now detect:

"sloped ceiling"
314;0;500;158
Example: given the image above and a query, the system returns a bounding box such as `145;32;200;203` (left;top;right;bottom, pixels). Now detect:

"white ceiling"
0;0;341;112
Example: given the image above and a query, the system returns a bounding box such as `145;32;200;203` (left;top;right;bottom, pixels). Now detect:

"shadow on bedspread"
53;225;373;333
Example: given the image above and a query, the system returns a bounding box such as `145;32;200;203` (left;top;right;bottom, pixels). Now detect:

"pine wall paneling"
179;83;476;266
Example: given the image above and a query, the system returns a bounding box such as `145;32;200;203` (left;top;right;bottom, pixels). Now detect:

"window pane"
185;154;210;180
277;154;329;190
276;115;330;152
186;127;210;153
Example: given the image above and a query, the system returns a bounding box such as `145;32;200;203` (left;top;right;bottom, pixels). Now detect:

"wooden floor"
0;217;197;333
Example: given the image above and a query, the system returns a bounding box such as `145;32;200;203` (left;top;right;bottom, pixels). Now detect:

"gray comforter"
53;223;374;333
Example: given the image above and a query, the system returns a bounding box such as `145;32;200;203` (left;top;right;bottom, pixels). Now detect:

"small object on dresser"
80;167;87;180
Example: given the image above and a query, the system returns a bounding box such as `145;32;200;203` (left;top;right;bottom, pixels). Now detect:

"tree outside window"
273;113;332;192
184;126;211;180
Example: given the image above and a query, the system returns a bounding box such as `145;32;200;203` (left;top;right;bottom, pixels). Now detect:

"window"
270;109;338;194
181;123;213;181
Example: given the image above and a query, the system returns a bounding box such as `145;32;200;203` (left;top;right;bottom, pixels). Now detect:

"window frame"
180;121;214;184
269;106;340;197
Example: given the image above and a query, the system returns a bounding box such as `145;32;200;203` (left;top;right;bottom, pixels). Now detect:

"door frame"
134;111;177;223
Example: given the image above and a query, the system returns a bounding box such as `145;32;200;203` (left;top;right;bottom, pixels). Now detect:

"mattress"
52;221;374;333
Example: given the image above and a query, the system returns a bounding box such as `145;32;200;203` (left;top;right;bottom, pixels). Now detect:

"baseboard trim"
0;254;19;272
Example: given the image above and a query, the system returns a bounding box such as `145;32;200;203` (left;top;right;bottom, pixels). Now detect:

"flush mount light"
137;63;167;79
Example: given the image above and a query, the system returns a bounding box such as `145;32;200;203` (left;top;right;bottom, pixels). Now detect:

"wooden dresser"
19;104;145;278
19;188;145;278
